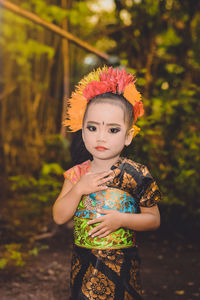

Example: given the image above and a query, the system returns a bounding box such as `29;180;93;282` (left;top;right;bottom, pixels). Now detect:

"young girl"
53;66;161;300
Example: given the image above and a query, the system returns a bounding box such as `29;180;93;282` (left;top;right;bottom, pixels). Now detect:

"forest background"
0;0;200;269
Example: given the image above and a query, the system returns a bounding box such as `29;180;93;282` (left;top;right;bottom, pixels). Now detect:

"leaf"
0;258;8;270
41;163;64;176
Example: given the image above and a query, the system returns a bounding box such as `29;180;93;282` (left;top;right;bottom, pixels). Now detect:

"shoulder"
63;160;90;184
119;158;161;204
119;158;155;190
120;158;150;177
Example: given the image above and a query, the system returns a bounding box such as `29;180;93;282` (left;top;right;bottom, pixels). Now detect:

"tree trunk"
60;0;72;138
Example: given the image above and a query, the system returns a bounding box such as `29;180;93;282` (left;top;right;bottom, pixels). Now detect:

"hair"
83;92;134;130
70;92;134;165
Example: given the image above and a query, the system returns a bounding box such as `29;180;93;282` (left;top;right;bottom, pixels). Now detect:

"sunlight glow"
120;9;132;26
89;0;115;13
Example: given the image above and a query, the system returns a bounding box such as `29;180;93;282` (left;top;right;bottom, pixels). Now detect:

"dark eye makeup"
86;125;96;131
108;127;121;133
86;125;121;133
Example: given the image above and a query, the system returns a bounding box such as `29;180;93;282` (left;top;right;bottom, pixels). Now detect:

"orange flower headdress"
63;66;144;137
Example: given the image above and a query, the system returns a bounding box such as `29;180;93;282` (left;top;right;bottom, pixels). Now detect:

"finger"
97;208;112;214
98;176;113;185
93;185;108;192
98;231;111;238
88;224;104;236
87;217;104;225
90;228;108;238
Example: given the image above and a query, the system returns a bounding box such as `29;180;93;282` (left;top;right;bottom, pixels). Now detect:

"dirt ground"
0;225;200;300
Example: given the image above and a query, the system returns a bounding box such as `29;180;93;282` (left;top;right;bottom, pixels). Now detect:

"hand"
87;209;122;238
76;170;114;195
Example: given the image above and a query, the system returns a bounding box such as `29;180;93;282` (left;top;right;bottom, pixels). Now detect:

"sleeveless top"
64;157;161;249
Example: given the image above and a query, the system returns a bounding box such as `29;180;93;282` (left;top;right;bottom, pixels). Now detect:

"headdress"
63;66;144;137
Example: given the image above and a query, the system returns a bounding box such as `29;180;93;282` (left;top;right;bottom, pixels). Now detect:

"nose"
96;128;106;142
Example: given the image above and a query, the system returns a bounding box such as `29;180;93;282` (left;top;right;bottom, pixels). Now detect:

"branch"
0;84;17;100
0;0;109;60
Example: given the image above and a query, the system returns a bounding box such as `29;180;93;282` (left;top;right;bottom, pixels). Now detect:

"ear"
125;128;134;146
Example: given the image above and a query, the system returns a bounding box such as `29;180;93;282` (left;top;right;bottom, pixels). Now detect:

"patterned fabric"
69;245;142;300
64;157;161;208
64;158;161;249
63;160;90;184
108;158;161;207
74;188;138;249
64;158;161;299
74;216;135;249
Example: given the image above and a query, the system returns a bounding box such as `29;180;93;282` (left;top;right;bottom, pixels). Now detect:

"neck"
90;156;120;172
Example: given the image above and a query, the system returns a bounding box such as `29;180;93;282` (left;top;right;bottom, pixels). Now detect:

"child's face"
82;101;133;162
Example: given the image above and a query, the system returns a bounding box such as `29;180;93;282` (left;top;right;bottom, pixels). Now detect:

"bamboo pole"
0;0;109;60
60;0;71;138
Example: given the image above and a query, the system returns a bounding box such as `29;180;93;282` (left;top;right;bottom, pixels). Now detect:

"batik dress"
64;157;161;300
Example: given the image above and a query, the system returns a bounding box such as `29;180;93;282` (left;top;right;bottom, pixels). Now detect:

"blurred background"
0;0;200;299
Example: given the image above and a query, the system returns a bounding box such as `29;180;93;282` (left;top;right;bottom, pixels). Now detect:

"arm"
120;205;160;231
87;205;160;238
52;178;82;225
53;170;114;225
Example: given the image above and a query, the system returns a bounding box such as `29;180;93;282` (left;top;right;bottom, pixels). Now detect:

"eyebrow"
87;121;121;127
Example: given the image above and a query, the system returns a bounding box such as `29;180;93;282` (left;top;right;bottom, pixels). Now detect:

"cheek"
111;133;126;147
83;131;95;146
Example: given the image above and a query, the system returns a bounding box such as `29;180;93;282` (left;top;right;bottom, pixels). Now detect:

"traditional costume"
64;158;160;299
63;67;161;299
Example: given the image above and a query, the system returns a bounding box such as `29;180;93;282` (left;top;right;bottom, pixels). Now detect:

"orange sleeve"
63;160;90;184
63;166;81;184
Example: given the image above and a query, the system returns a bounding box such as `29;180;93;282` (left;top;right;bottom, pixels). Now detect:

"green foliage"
129;85;200;210
0;244;49;269
41;163;64;176
1;0;200;225
0;258;8;270
1;0;68;82
8;133;69;204
0;244;26;269
10;162;64;204
21;0;68;24
157;27;182;48
29;245;49;256
44;134;71;168
65;1;91;26
103;0;200;213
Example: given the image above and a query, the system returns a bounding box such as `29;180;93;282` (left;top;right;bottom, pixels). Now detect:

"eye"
108;127;120;133
87;125;96;132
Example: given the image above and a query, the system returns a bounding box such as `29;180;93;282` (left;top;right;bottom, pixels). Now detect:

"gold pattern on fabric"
91;249;124;274
98;189;126;210
70;253;81;286
124;290;134;300
112;158;161;207
82;264;115;300
140;165;149;176
129;259;142;296
122;171;137;190
124;159;143;173
77;187;137;214
84;194;105;211
140;181;161;207
74;187;137;249
111;174;121;187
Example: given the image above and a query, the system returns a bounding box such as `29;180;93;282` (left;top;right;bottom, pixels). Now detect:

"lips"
95;146;108;151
